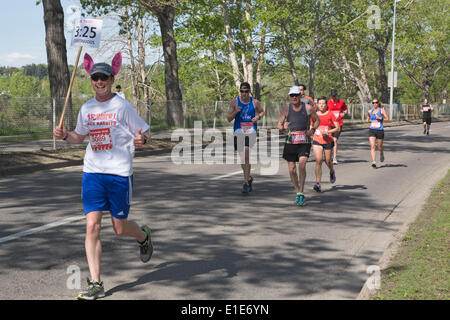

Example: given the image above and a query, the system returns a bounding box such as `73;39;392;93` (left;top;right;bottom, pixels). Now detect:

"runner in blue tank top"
227;82;265;195
366;98;389;168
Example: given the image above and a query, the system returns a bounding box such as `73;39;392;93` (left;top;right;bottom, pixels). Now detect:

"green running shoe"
294;193;305;206
77;278;105;300
139;225;153;263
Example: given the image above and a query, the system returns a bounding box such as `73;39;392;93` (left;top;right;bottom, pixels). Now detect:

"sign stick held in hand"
58;18;103;129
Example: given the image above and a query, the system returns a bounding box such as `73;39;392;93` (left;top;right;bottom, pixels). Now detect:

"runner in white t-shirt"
54;52;153;300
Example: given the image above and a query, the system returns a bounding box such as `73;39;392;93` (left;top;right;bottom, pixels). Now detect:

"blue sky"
1;1;79;67
1;1;160;68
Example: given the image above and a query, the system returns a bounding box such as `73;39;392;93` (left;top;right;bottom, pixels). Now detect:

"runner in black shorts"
420;98;433;135
227;82;264;194
366;98;389;168
277;86;320;206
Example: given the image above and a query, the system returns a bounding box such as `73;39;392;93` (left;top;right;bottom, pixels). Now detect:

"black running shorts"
368;128;384;139
282;143;311;162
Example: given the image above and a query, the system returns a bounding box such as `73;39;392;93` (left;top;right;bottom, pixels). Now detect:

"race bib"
422;107;430;112
315;125;329;136
240;122;255;134
89;128;112;151
370;120;381;128
291;131;306;144
333;111;340;119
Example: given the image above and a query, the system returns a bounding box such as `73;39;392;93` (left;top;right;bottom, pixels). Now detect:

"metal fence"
1;96;449;139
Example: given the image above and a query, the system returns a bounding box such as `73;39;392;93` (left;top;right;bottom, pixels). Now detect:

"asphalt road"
0;121;449;300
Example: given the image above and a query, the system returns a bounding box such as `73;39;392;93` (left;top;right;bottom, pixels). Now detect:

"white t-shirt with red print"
75;94;150;177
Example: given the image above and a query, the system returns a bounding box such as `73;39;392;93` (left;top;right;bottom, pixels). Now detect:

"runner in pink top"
311;96;340;192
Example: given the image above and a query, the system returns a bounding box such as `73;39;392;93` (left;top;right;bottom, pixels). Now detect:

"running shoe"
371;161;377;168
313;182;321;192
242;183;249;195
77;278;105;300
139;225;153;263
294;193;305;206
333;158;338;165
248;176;254;192
427;131;429;135
380;152;385;162
330;170;336;184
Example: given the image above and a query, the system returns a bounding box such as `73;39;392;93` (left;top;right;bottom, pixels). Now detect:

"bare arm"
381;108;389;122
227;99;241;122
54;122;86;144
252;99;265;122
277;105;289;130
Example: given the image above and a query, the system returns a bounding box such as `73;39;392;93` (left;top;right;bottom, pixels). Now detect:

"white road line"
0;216;85;244
209;170;243;180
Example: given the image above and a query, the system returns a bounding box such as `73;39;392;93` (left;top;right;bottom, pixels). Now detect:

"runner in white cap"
277;86;320;206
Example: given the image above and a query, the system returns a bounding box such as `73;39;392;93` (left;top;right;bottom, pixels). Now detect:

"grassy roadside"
372;169;450;300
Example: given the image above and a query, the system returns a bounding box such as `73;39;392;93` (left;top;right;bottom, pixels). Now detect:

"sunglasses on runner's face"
290;94;300;97
240;90;250;93
372;101;379;104
91;74;110;81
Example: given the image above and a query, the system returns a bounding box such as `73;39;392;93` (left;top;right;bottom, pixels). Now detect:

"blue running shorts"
81;172;133;219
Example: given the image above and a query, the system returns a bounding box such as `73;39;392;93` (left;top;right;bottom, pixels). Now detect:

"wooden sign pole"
58;46;83;128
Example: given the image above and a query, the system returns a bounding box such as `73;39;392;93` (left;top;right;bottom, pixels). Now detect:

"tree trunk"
42;0;73;129
139;1;183;127
243;0;254;89
124;7;140;107
281;21;299;86
137;14;150;123
221;0;241;90
255;22;266;101
148;6;181;127
373;31;389;103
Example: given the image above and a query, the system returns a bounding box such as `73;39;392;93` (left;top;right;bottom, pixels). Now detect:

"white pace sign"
71;19;103;48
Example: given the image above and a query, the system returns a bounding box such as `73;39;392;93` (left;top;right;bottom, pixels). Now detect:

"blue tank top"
369;108;384;130
233;96;257;134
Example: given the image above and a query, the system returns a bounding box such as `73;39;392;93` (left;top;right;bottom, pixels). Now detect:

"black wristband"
63;133;68;141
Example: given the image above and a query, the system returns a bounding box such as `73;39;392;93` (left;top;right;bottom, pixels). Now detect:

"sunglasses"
91;74;110;81
372;101;379;104
289;94;300;97
240;90;250;93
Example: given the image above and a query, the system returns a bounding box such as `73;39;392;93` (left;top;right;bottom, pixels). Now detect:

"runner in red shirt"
311;96;340;192
327;89;347;164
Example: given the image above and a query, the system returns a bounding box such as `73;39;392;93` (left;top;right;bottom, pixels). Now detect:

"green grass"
372;170;450;300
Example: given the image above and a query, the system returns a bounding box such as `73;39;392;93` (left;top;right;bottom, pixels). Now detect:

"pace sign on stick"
58;19;103;128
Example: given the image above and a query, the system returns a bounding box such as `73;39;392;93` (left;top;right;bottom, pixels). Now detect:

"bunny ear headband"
84;52;122;75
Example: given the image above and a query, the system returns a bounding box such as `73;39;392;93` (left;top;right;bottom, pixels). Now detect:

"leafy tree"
395;0;449;100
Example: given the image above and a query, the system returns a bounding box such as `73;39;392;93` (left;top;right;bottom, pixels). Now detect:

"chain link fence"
1;95;449;142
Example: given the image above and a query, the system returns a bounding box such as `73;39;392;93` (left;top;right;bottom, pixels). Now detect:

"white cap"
288;86;301;95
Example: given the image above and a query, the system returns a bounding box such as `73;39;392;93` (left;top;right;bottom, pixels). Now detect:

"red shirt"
327;98;347;126
312;111;337;144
